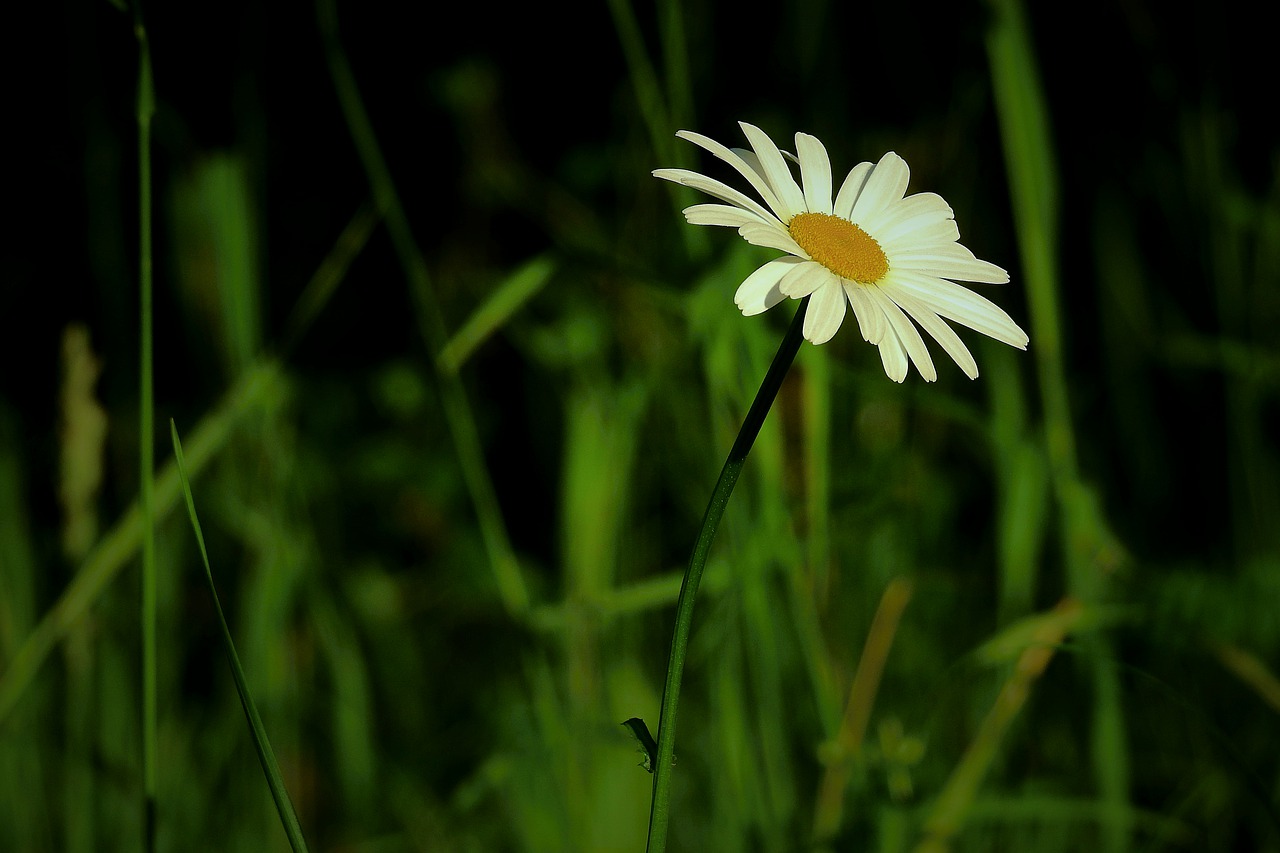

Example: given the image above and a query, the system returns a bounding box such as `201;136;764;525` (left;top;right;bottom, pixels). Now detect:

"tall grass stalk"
812;577;913;842
915;598;1085;852
279;203;380;358
646;297;809;852
0;189;362;733
604;0;673;174
986;1;1131;849
606;0;704;259
0;364;281;728
436;255;557;376
132;10;158;848
170;422;310;852
316;0;531;617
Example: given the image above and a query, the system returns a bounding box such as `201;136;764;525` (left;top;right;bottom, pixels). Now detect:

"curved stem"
646;297;810;852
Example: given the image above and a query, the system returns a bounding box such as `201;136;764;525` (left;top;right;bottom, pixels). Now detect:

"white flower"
654;122;1029;382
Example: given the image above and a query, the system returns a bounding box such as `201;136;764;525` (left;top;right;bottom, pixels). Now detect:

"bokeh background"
3;0;1278;850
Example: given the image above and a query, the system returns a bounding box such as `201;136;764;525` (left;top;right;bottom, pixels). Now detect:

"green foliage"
1;0;1277;850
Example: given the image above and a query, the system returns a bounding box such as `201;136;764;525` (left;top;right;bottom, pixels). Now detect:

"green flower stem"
647;296;810;853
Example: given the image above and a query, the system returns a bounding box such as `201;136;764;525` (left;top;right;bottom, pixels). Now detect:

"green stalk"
133;11;157;850
646;297;809;852
316;0;530;617
0;365;281;730
170;423;310;852
986;1;1130;849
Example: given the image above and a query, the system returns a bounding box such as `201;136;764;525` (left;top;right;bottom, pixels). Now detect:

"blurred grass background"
3;0;1278;850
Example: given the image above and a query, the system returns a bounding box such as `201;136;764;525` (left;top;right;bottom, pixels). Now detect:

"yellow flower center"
788;212;889;284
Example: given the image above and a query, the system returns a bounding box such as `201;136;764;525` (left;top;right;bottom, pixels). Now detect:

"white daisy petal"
795;133;833;214
675;130;790;222
843;281;886;344
863;191;954;238
893;242;1010;283
833;162;874;219
864;286;938;382
683;203;769;228
876;319;910;383
740;144;806;178
850;151;911;224
731;148;764;180
872;193;961;249
738;122;807;220
889;270;1029;348
881;220;961;254
802;280;847;344
779;261;833;299
735;258;802;316
738;222;808;256
882;284;979;379
653;168;782;227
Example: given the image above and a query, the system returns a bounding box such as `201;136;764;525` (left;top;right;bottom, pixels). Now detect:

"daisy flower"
653;122;1029;382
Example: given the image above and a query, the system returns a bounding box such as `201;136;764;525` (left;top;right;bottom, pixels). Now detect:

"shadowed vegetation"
2;0;1277;850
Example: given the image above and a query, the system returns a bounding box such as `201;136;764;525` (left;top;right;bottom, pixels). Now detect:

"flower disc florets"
788;213;888;284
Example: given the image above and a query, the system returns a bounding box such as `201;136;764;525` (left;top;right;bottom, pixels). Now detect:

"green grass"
1;0;1278;850
171;420;309;851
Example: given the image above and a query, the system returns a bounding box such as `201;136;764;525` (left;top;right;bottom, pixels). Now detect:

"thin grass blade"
170;420;310;853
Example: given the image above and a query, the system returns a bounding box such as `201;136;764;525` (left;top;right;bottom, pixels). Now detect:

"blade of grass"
170;154;262;377
0;191;368;729
169;420;310;853
740;398;803;842
986;349;1049;624
737;542;798;847
437;254;557;375
0;409;49;851
606;0;705;258
1213;641;1280;715
914;598;1084;853
132;9;158;847
802;348;832;606
603;0;672;167
57;326;109;853
984;0;1073;483
528;561;734;631
793;348;841;738
0;417;38;657
812;577;913;843
0;363;282;729
986;2;1132;849
317;0;530;616
657;0;693;133
278;203;380;358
